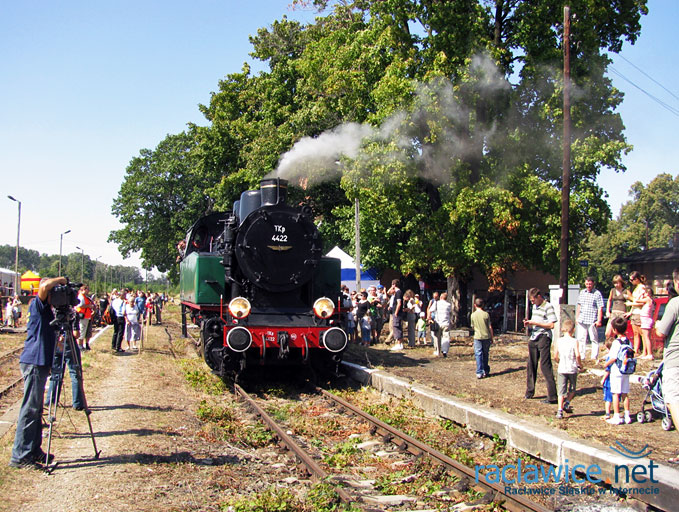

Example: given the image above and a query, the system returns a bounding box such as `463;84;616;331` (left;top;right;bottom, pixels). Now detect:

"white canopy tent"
325;246;380;292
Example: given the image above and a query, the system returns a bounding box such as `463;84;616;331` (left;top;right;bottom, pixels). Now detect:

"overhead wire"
617;54;679;103
609;66;679;118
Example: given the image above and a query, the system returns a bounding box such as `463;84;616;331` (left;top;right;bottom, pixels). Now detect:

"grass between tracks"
177;362;512;509
178;359;360;511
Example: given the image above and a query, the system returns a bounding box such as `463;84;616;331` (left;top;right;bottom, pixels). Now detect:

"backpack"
102;305;114;325
615;337;637;375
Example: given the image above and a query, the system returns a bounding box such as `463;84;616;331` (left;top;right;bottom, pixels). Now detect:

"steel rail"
316;386;551;512
0;346;23;365
233;384;355;504
0;376;23;399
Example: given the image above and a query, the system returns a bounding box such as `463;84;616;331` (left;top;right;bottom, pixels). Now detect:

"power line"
617;54;679;103
610;67;679;118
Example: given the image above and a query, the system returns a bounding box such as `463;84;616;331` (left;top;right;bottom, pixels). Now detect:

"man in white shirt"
429;292;452;357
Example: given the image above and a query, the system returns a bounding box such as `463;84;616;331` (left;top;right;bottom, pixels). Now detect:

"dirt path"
0;326;220;512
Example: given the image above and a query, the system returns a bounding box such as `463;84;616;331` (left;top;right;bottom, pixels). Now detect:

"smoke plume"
269;54;514;187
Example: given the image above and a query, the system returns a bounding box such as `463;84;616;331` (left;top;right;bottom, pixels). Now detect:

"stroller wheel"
637;412;645;424
644;411;653;423
662;417;673;431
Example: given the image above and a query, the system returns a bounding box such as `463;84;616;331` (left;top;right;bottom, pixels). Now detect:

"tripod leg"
64;329;101;459
45;345;66;471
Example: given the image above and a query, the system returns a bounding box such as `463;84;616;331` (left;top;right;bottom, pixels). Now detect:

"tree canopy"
580;172;679;288
0;244;142;291
112;0;649;297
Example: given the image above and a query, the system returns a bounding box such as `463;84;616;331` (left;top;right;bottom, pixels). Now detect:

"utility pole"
354;197;361;291
94;256;101;295
559;5;571;305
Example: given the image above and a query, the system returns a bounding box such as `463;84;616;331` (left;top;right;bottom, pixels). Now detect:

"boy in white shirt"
554;318;581;419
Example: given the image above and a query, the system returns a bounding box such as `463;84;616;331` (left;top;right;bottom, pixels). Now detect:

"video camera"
49;281;81;309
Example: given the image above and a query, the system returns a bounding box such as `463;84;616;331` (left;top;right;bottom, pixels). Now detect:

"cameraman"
9;276;66;468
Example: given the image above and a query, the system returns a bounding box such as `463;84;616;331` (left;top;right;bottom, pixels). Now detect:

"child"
599;337;614;420
360;313;372;347
346;306;356;344
554;318;581;418
416;312;426;345
603;316;633;425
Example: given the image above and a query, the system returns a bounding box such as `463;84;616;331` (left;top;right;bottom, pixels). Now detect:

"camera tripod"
44;306;101;473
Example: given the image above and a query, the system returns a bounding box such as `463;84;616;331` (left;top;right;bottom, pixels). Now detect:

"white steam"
270;54;512;187
273;123;375;184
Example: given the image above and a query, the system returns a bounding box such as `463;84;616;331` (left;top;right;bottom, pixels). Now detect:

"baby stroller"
637;362;674;431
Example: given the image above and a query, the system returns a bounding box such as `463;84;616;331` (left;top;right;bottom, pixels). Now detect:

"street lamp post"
7;196;21;295
58;230;71;276
94;256;102;295
75;245;84;283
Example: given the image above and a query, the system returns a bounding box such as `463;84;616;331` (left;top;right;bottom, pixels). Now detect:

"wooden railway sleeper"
234;384;356;505
316;386;551;512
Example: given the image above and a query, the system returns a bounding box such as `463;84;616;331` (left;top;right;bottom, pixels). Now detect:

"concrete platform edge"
342;361;679;511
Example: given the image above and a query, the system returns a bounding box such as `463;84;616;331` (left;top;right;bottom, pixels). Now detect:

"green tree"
111;0;648;317
619;173;679;249
109;132;214;281
320;0;645;305
581;173;679;288
0;245;42;274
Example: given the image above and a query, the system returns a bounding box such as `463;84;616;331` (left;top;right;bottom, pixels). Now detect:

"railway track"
234;383;550;511
0;376;23;400
0;347;23;365
0;346;23;412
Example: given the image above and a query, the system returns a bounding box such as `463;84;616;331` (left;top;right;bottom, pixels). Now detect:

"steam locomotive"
179;178;348;382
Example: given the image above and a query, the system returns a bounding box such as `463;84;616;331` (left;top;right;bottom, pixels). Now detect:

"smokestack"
260;178;288;206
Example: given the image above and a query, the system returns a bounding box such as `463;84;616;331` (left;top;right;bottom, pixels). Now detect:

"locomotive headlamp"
313;297;335;318
228;297;252;318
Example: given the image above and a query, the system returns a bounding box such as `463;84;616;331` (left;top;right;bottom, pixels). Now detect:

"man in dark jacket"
9;276;66;468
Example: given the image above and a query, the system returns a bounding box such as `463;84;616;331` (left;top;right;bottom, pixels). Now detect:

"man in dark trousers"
523;287;558;404
110;290;126;353
9;276;66;468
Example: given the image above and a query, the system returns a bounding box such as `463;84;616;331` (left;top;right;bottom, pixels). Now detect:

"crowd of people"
106;288;166;353
341;280;462;359
1;294;22;328
340;271;679;464
6;268;679;468
521;271;679;455
340;281;458;356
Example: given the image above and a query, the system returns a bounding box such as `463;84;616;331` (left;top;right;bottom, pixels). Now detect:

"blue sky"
0;1;676;272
